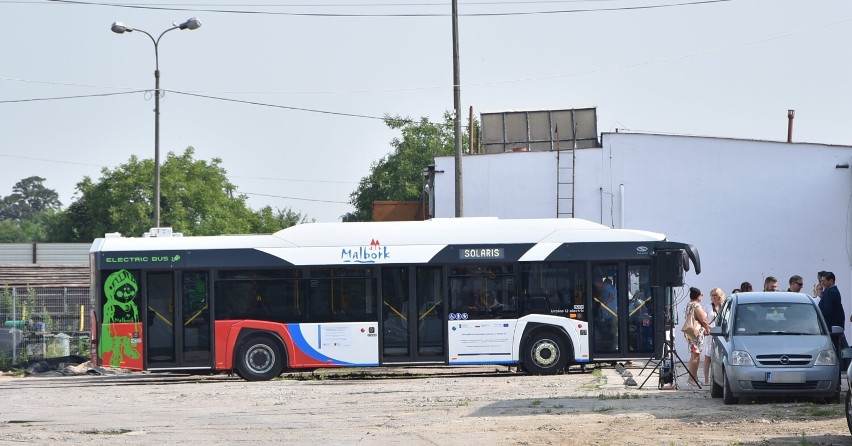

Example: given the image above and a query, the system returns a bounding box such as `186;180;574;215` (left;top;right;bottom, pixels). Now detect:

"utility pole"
451;0;463;217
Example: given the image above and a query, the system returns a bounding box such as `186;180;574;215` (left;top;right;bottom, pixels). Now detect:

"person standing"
787;275;804;293
701;288;724;385
740;282;753;292
814;271;827;301
763;276;779;291
818;272;849;370
683;287;711;388
819;272;844;329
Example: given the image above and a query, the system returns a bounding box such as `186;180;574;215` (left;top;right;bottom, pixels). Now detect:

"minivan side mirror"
831;326;844;335
709;326;723;336
842;347;852;360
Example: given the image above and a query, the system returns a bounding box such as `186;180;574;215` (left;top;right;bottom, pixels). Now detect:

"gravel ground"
0;362;850;446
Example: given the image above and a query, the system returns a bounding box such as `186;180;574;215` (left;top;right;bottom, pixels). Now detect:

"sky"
2;0;852;225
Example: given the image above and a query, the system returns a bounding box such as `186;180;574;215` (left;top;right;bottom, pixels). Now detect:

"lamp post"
111;18;202;228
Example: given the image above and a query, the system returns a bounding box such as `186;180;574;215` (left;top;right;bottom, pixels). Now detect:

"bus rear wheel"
236;336;284;381
523;331;568;375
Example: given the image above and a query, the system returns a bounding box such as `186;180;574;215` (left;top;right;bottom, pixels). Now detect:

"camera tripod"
638;329;698;389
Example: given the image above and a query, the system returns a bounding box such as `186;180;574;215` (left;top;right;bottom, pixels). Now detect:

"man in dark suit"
818;272;848;368
819;272;845;329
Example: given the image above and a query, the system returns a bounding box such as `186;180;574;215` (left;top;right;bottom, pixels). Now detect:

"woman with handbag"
682;287;712;388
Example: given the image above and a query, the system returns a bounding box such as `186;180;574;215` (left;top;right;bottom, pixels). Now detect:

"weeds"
796;404;842;418
598;392;645;400
78;429;132;435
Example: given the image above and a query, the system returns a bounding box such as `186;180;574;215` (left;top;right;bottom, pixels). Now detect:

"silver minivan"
709;292;841;404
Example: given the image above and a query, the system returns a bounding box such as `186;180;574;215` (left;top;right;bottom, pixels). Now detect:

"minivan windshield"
733;303;823;335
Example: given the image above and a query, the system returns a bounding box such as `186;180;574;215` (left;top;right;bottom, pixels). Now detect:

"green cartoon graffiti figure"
99;269;141;367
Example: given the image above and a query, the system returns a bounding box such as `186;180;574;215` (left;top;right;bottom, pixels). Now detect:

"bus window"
308;268;376;323
214;269;303;322
448;265;515;319
520;262;585;319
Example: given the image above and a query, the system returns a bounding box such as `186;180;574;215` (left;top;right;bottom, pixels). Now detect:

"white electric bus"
89;217;699;381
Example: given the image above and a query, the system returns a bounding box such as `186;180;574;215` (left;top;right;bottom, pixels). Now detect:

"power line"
0;153;104;167
238;191;350;204
0;76;140;91
169;91;389;120
0;154;354;204
45;0;734;17
0;0;654;6
0;90;146;104
0;153;359;185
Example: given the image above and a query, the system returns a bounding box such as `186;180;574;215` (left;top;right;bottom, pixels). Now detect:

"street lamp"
111;18;202;228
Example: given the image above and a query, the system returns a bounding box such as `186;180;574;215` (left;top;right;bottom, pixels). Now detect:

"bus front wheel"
523;331;568;375
236;336;284;381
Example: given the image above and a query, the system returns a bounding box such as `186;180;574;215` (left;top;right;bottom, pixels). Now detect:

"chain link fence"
0;286;91;368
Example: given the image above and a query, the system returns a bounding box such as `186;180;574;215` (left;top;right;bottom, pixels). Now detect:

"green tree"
49;147;308;240
344;113;461;222
254;206;314;233
0;176;61;221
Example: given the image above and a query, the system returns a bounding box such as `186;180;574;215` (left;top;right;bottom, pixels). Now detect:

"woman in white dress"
701;288;724;385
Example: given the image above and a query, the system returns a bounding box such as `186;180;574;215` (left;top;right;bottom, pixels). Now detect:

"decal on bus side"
100;269;143;369
341;239;390;263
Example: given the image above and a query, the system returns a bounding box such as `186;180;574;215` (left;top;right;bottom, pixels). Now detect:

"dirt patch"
0;363;848;445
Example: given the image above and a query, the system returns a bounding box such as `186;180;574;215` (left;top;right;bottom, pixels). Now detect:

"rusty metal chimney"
787;109;795;143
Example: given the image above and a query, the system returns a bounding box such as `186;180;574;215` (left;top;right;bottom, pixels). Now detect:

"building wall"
434;151;557;218
0;243;89;265
435;132;852;352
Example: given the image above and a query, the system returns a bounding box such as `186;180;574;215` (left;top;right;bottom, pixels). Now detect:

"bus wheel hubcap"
246;345;275;373
532;340;558;367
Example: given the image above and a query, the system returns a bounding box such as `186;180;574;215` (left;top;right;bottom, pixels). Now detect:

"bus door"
591;263;622;357
626;262;655;356
380;266;444;363
591;262;655;358
145;271;212;369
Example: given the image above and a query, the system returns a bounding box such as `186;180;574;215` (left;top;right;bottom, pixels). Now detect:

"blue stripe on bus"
286;324;377;367
449;361;515;365
456;353;511;356
287;324;351;365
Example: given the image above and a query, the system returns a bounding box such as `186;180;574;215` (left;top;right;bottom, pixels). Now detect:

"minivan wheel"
722;369;738;405
826;379;842;404
845;390;852;435
710;369;722;398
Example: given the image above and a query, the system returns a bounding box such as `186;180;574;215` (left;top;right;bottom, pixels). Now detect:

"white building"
433;131;852;354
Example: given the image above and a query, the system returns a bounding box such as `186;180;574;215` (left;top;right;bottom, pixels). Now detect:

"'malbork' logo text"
341;239;390;263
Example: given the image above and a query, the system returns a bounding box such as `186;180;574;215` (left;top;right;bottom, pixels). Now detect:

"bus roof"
92;217;665;252
90;218;699;269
